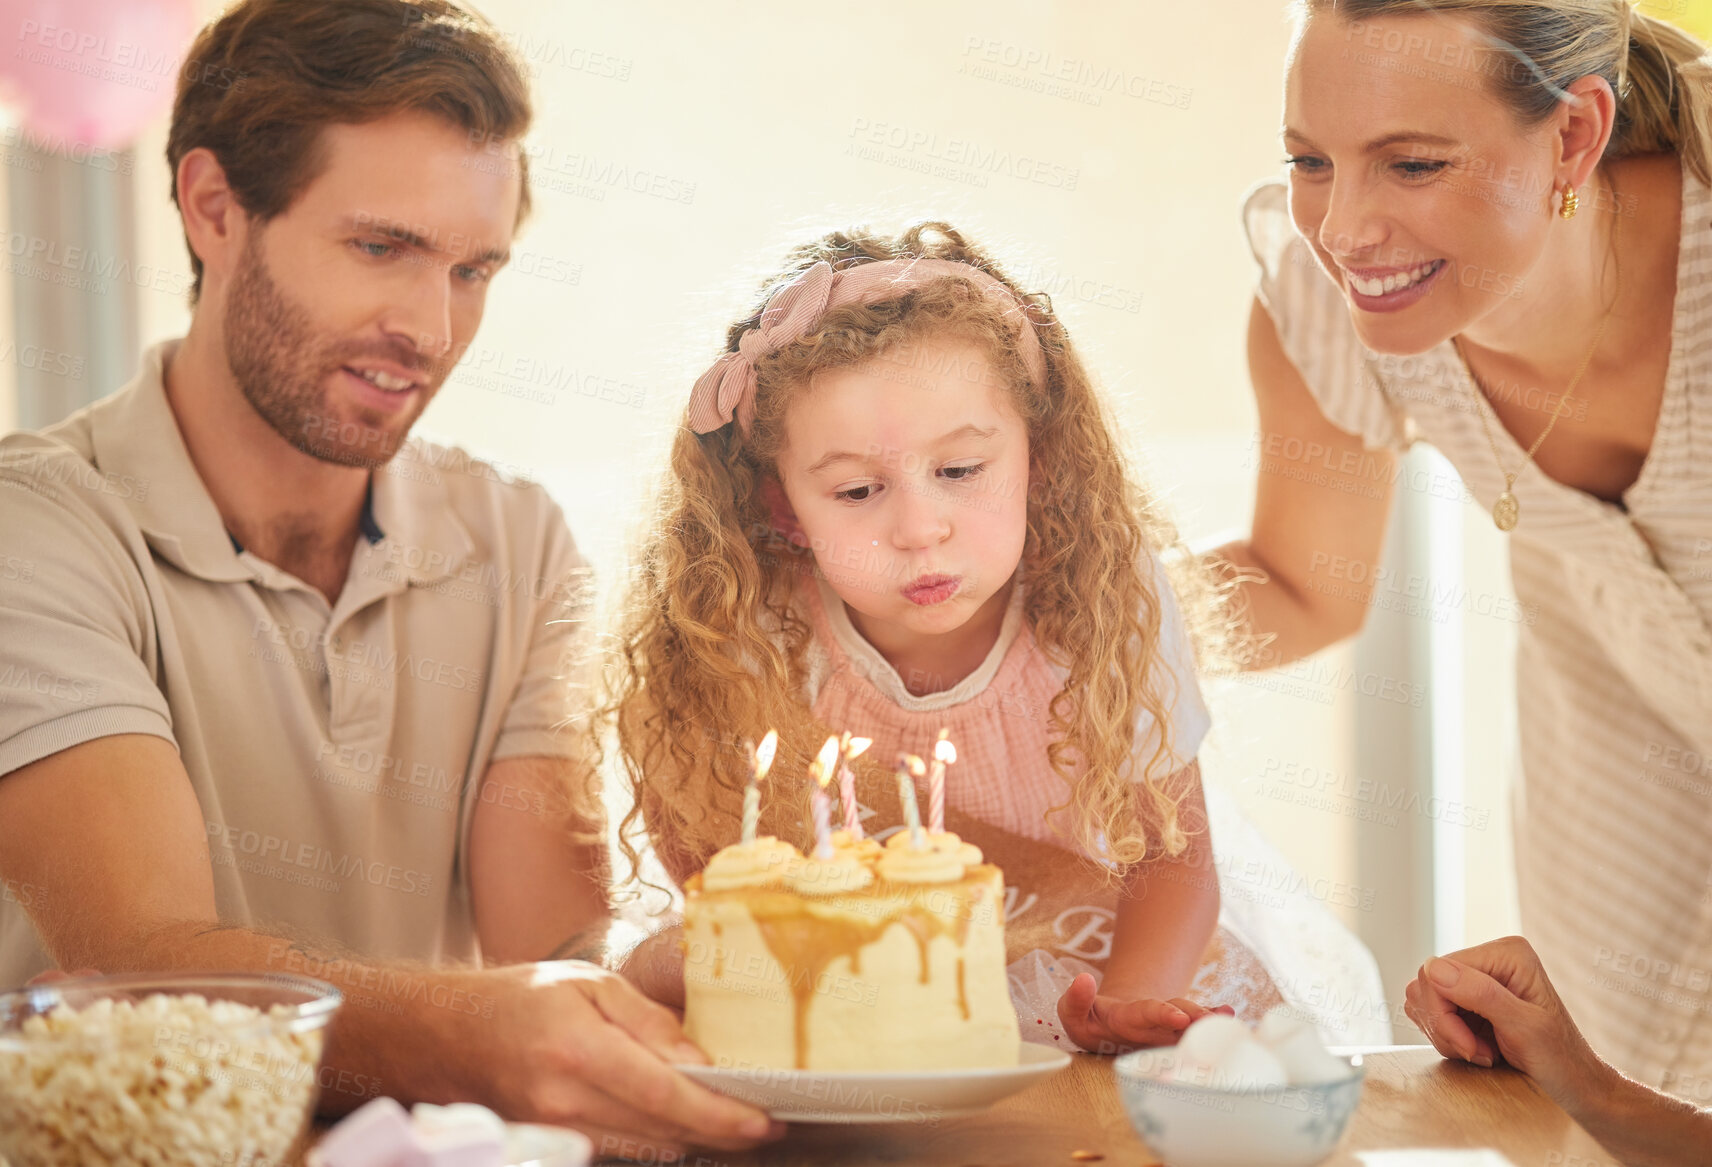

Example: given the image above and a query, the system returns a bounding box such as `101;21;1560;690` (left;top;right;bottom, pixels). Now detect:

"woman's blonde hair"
1300;0;1712;185
605;221;1228;881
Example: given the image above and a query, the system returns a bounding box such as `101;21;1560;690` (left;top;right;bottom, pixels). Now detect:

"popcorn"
0;991;325;1167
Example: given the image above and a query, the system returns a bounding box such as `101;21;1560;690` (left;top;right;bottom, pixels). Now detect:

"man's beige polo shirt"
0;341;589;987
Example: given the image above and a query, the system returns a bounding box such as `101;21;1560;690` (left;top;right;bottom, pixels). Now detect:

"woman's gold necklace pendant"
1492;490;1520;531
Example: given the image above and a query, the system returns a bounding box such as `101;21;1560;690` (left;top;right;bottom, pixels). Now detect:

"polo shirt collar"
90;339;473;590
365;442;475;588
88;340;255;583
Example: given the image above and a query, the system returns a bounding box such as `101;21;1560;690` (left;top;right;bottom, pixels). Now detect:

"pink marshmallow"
310;1097;417;1167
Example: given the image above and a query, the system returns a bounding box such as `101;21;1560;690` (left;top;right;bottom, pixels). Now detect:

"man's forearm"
1577;1071;1712;1167
128;920;489;1117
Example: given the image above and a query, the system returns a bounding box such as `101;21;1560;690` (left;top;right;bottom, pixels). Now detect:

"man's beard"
223;233;438;470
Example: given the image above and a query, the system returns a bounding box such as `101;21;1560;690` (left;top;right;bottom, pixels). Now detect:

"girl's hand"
1055;972;1234;1055
1402;936;1612;1113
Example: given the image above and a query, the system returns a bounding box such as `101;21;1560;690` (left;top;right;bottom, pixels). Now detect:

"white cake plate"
674;1043;1072;1123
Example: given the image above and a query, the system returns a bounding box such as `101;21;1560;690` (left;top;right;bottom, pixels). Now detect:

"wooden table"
313;1047;1620;1165
636;1048;1615;1167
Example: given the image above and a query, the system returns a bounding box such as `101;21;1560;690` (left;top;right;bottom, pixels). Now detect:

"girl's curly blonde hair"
605;220;1231;883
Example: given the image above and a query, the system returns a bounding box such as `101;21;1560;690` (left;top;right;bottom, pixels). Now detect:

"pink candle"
928;729;955;834
811;736;840;859
811;786;833;860
838;768;860;835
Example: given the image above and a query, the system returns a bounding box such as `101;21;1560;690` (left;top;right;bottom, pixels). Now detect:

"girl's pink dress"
782;561;1391;1047
799;567;1207;850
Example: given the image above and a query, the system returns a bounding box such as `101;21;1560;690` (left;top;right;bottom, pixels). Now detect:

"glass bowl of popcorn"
1114;1009;1365;1167
0;972;342;1167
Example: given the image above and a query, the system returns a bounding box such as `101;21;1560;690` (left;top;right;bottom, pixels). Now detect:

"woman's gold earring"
1559;185;1579;220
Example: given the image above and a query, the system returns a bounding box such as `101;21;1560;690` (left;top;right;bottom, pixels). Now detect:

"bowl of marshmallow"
1114;1007;1364;1167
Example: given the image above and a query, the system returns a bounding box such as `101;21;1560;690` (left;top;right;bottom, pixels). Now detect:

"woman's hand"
1056;972;1234;1055
1402;935;1612;1111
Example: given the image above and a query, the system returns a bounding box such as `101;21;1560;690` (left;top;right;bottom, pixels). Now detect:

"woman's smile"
1342;257;1448;311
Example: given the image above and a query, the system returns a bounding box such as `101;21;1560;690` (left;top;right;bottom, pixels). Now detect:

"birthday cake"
681;828;1020;1071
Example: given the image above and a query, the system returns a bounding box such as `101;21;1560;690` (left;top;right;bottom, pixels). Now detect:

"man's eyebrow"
343;215;509;265
805;424;999;475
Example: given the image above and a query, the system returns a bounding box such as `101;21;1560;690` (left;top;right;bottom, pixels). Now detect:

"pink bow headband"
687;257;1049;434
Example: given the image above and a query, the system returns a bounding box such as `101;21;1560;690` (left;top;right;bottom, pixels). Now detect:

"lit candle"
896;753;928;850
839;735;872;837
928;729;955;834
741;729;779;845
811;736;840;859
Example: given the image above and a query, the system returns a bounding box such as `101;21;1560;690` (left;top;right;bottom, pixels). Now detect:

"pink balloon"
0;0;200;151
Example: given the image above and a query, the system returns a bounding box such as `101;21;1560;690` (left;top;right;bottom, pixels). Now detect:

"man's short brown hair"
167;0;533;304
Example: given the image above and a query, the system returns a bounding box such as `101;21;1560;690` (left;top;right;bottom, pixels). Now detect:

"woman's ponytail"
1616;7;1712;185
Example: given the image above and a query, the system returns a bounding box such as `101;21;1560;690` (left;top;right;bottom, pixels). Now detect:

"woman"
1216;0;1712;1095
1406;936;1712;1166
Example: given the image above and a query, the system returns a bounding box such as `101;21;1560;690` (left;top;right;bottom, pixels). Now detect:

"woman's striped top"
1244;166;1712;1097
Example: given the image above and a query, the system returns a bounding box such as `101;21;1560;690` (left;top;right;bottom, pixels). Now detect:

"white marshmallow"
1205;1038;1290;1091
1255;1005;1313;1047
1174;1014;1252;1069
1268;1026;1350;1085
410;1103;507;1139
408;1103;506;1167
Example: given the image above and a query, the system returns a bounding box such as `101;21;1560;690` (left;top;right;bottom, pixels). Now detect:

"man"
0;0;775;1156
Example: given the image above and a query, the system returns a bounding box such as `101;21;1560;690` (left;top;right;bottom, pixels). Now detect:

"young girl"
608;222;1379;1051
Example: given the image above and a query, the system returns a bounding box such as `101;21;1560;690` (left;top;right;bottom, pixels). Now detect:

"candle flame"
754;729;779;781
901;753;927;778
934;736;957;765
847;737;873;760
814;736;840;787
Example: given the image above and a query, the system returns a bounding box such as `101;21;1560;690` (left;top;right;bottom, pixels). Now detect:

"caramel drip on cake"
711;922;723;979
956;957;969;1021
749;880;984;1069
896;912;935;984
